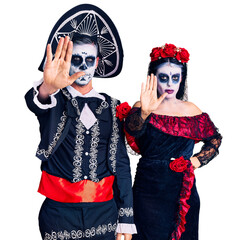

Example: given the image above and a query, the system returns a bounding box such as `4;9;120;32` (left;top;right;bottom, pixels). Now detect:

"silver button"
84;176;88;179
86;131;90;134
85;152;89;156
170;158;175;161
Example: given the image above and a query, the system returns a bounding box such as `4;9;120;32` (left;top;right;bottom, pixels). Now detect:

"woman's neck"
155;98;183;115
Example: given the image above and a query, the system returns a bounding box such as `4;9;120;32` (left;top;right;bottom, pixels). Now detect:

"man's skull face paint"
156;63;182;99
70;43;98;86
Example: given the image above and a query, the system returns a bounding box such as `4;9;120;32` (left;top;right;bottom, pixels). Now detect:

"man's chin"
74;77;91;86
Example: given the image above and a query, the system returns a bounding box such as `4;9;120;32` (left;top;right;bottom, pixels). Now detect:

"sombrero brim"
38;4;123;78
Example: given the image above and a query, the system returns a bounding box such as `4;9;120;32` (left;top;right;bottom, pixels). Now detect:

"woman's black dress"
125;108;222;240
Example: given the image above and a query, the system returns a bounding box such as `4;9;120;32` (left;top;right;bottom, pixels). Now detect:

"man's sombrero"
39;4;123;78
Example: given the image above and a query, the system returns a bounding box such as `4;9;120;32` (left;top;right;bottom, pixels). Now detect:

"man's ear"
96;57;99;68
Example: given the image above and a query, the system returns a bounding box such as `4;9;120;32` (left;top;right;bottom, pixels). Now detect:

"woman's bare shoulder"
181;101;202;116
133;101;141;108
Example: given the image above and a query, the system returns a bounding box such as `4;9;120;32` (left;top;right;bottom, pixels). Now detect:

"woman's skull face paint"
70;43;98;86
156;63;182;99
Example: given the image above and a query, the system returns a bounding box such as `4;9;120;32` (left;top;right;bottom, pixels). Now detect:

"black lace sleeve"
125;107;149;138
193;132;222;167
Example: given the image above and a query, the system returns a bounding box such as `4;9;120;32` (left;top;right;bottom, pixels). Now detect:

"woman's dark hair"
148;57;188;100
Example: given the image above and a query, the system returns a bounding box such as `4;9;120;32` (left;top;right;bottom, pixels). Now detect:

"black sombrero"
39;4;123;78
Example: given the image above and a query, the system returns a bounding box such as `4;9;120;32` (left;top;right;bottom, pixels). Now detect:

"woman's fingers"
157;91;168;104
145;75;150;91
141;82;145;94
153;75;157;91
54;37;64;60
149;74;154;91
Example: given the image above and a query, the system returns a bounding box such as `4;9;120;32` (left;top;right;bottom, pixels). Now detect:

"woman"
124;44;222;240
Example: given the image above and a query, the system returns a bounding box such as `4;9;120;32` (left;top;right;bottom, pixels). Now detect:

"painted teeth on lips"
165;89;174;94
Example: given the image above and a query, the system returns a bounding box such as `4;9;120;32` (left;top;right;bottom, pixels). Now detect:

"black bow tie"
66;96;103;117
75;96;102;112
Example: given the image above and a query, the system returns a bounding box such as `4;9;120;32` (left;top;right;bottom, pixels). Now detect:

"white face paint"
156;63;182;100
69;43;98;86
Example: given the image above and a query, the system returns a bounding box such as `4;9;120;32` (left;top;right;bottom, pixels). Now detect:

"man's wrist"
38;82;57;101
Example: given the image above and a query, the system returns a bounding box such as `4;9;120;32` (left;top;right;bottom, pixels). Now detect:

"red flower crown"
150;43;190;63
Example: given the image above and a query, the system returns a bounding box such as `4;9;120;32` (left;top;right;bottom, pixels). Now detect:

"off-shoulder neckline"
150;112;207;119
131;107;207;119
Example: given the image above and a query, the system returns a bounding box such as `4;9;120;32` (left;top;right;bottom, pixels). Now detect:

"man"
25;4;136;240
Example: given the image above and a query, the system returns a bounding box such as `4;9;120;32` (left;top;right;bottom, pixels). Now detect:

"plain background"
1;0;246;239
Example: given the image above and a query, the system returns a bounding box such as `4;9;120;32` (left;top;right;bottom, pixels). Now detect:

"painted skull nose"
80;64;87;71
167;80;171;87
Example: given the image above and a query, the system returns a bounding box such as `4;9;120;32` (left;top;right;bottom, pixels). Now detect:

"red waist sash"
38;171;114;203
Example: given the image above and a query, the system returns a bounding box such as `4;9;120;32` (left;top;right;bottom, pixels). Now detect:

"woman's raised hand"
140;74;167;119
41;36;85;97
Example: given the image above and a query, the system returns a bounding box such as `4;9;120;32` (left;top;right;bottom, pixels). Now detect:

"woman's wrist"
141;109;151;120
190;156;201;169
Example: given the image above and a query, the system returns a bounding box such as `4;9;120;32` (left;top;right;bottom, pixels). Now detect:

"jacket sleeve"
24;79;60;116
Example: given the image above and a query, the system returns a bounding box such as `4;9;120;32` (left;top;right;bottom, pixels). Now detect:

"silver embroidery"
95;100;109;114
72;118;85;183
119;207;134;217
44;222;117;239
71;98;81;116
109;98;119;173
61;88;81;117
61;88;72;100
89;120;100;182
37;111;67;159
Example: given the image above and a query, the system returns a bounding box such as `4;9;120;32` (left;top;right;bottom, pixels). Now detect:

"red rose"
178;48;190;63
150;47;162;61
116;102;131;121
164;44;176;57
169;156;188;172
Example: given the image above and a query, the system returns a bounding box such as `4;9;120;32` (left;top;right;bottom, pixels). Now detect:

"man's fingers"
68;71;85;84
124;233;132;240
65;40;73;63
54;37;64;60
116;233;122;240
46;44;52;64
60;36;70;60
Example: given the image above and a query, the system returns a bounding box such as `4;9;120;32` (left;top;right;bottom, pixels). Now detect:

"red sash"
38;171;114;203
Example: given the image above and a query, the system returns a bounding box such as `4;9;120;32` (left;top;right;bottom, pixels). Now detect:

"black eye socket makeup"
158;73;181;84
71;55;83;66
172;73;180;83
158;73;169;83
85;56;96;67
